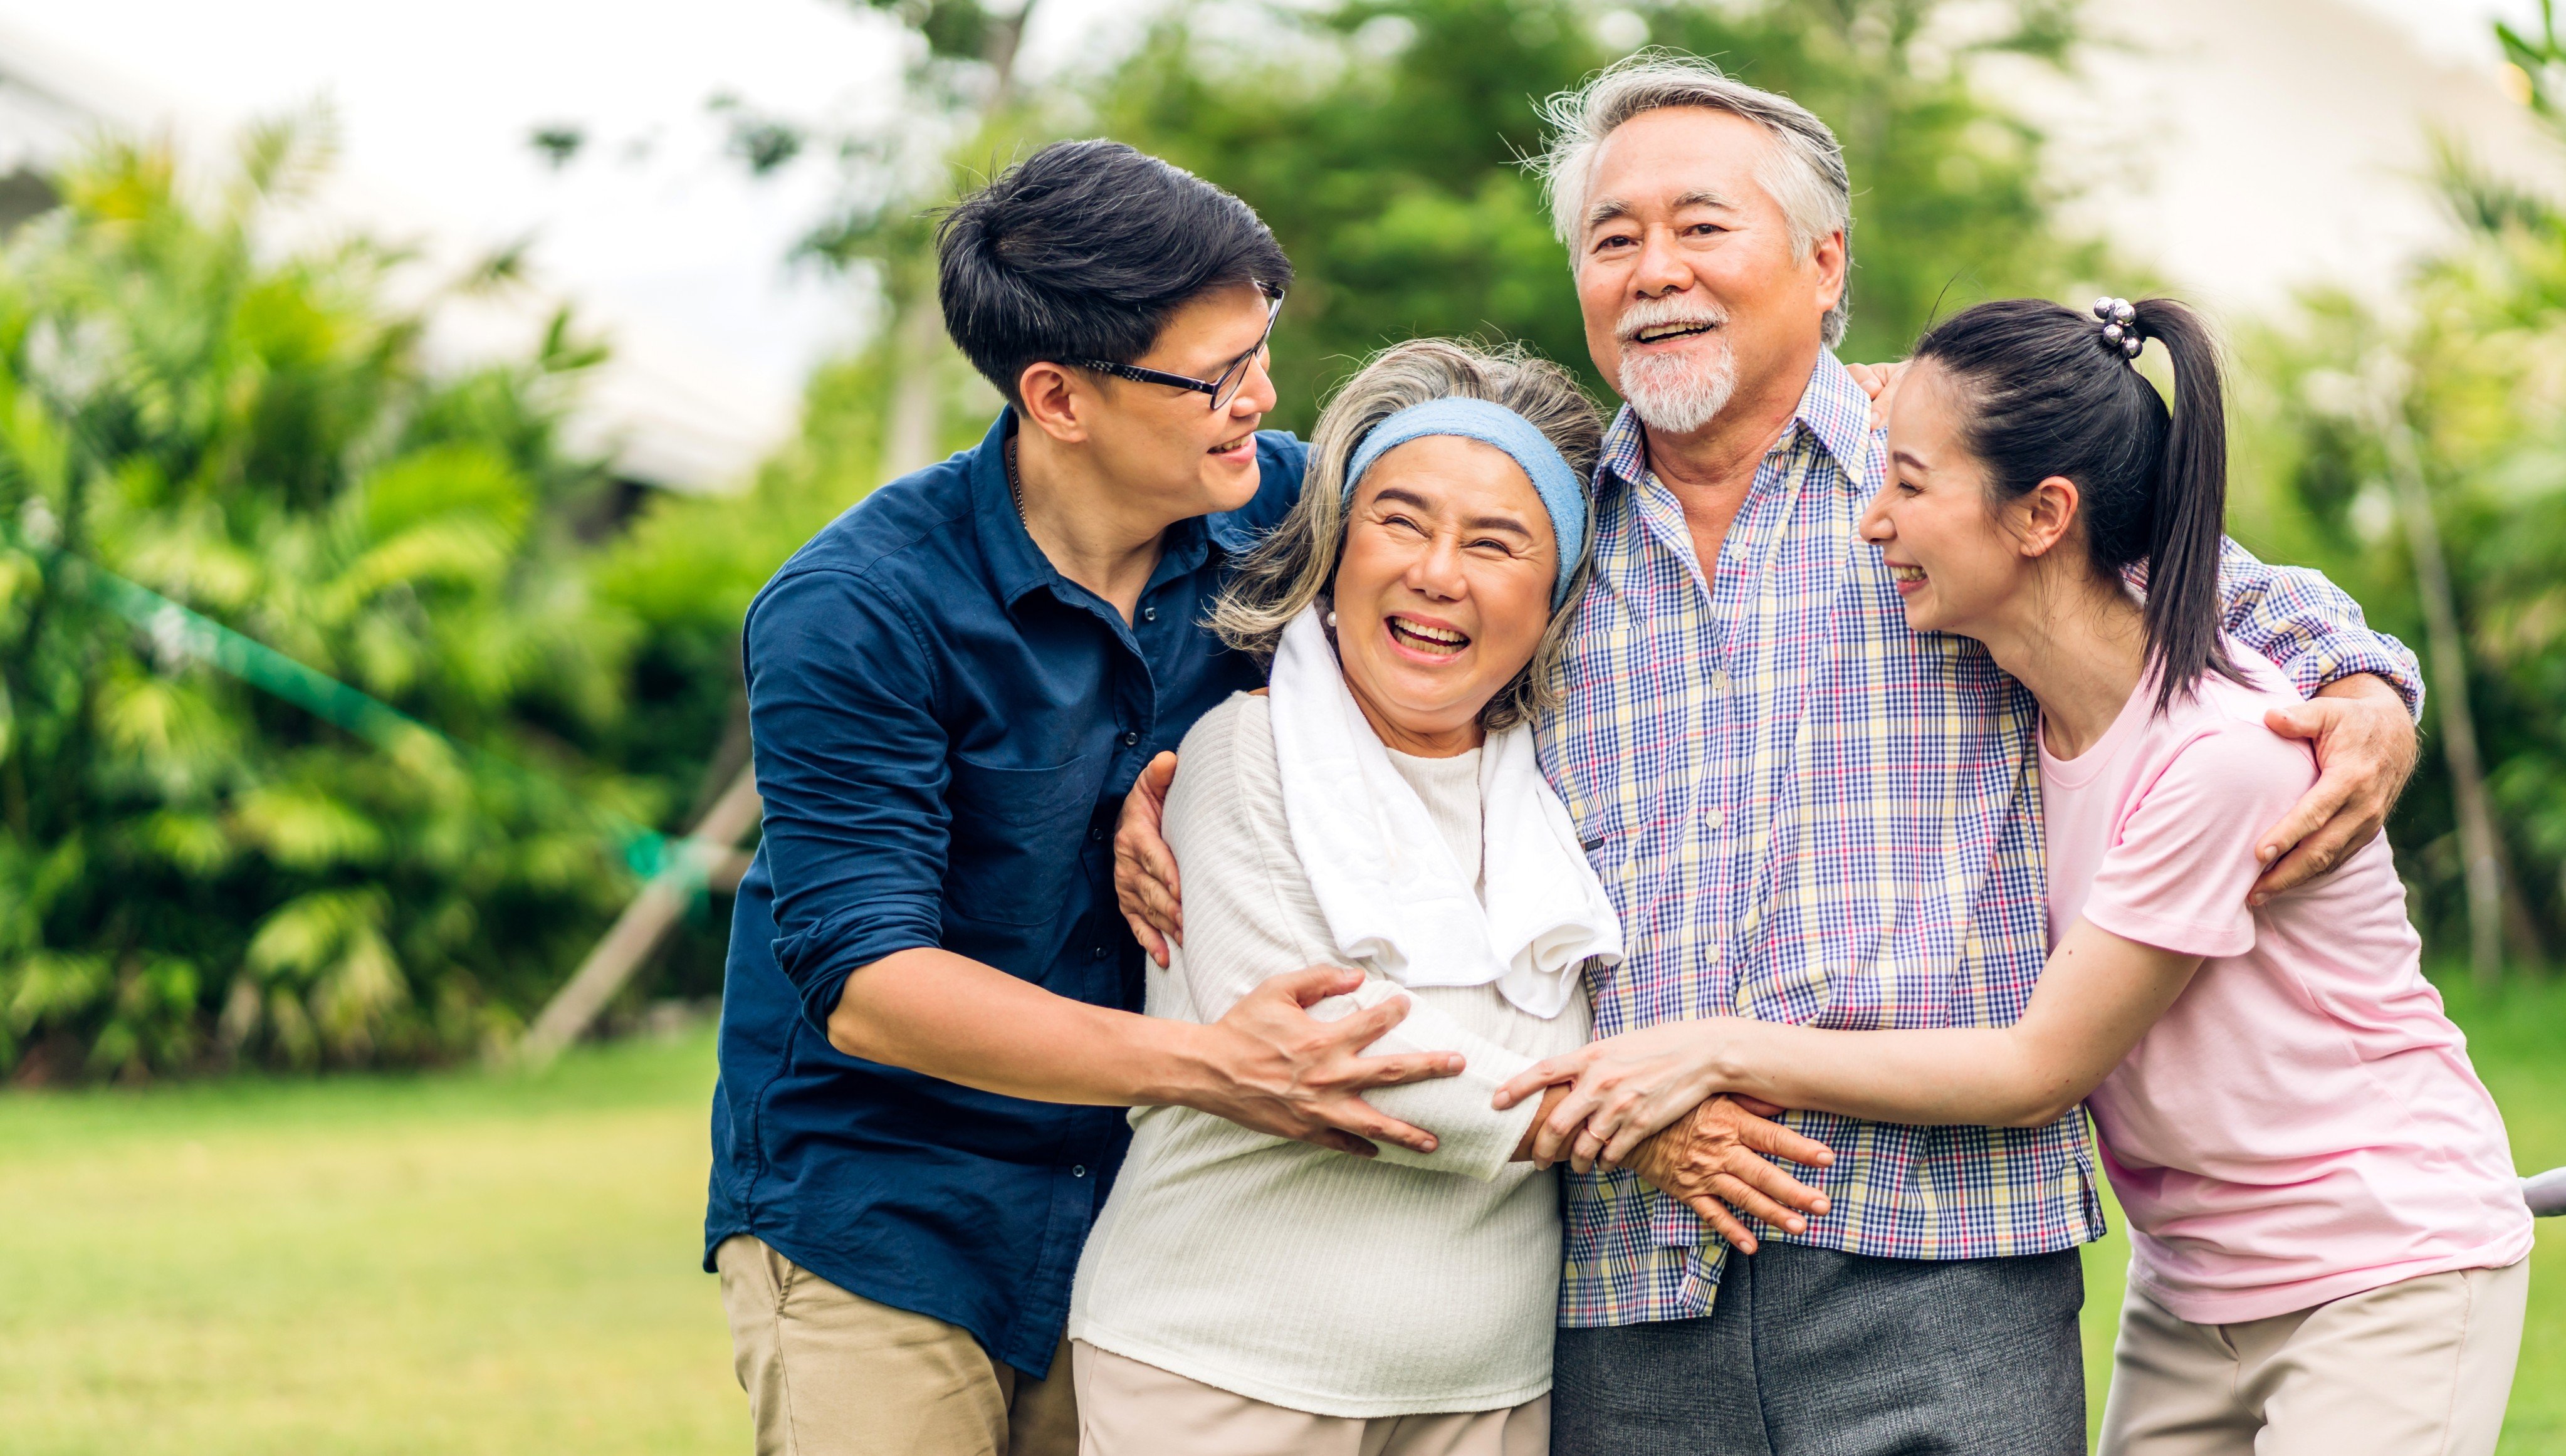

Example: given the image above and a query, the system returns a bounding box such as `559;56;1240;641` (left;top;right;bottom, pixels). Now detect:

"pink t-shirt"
2040;645;2532;1325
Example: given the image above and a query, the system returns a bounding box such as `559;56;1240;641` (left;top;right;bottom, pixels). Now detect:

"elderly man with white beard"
1115;53;2427;1456
1506;58;2427;1453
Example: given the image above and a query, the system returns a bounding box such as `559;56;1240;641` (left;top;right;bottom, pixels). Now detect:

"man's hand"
1116;752;1183;966
1190;965;1464;1158
1620;1096;1835;1255
2253;673;2418;904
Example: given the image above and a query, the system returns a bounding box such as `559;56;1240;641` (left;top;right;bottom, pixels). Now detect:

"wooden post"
518;765;762;1067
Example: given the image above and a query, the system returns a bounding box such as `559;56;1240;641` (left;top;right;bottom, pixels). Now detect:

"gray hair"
1533;52;1855;348
1207;338;1602;732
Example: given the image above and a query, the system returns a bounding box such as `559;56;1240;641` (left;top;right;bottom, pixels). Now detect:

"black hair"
1912;296;2238;711
935;139;1292;404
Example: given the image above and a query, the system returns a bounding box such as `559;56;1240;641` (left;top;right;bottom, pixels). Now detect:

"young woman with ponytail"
1497;296;2537;1455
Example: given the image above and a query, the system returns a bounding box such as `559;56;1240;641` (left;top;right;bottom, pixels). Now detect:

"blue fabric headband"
1340;397;1589;612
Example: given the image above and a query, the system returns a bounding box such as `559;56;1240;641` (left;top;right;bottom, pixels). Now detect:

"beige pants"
1071;1340;1550;1456
2097;1260;2530;1456
715;1235;1078;1456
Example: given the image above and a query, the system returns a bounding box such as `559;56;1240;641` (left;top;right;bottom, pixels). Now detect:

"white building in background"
0;16;807;495
2001;0;2562;317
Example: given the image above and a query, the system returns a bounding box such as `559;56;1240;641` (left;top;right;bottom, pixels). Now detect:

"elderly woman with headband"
1066;339;1833;1455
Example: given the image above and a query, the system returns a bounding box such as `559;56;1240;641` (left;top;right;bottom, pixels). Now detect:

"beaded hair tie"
2092;296;2142;359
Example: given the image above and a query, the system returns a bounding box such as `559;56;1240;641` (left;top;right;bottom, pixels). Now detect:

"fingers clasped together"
1495;1026;1836;1254
1122;748;1841;1249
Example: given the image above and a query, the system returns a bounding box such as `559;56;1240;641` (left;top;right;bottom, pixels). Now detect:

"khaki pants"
715;1235;1077;1456
2097;1260;2530;1456
1072;1340;1550;1456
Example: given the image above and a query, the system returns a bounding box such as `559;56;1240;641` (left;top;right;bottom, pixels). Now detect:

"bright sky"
2351;0;2541;61
0;0;2540;401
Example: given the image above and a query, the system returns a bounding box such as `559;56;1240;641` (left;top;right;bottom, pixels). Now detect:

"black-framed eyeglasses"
1071;291;1283;411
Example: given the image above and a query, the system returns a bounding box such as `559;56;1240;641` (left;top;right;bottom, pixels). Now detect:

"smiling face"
1573;107;1844;435
1331;435;1560;756
1861;362;2071;637
1068;281;1279;518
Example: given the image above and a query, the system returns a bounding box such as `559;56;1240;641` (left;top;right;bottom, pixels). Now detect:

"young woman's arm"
1496;919;2204;1170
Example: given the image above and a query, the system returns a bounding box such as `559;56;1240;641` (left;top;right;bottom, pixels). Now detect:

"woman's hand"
1495;1019;1755;1170
1843;359;1910;429
1621;1095;1835;1254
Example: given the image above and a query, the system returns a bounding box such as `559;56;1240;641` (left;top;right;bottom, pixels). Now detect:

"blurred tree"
1096;0;2108;430
0;123;665;1079
793;0;1048;476
587;350;908;849
2233;138;2566;981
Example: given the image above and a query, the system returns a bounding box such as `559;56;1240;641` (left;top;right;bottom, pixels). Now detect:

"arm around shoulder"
2213;537;2422;716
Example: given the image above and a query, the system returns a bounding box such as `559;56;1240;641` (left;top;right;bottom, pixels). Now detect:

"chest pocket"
944;748;1111;928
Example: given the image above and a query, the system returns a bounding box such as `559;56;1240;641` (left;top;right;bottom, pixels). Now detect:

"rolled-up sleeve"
2214;537;2425;718
746;567;951;1034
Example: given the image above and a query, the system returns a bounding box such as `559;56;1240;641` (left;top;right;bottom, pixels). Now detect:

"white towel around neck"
1265;604;1621;1019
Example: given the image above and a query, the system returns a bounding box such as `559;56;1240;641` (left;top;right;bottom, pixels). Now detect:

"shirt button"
1120;730;1141;746
1704;807;1727;830
1710;669;1730;692
1092;945;1110;960
1089;824;1106;842
1072;1165;1088;1178
1142;605;1158;622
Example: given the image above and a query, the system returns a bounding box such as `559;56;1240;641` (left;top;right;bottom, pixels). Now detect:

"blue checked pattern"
1537;356;2424;1329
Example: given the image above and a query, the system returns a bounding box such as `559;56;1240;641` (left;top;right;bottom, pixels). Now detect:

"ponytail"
1911;295;2240;711
2126;299;2237;711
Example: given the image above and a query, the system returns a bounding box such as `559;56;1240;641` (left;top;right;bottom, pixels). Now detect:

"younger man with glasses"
703;139;1461;1456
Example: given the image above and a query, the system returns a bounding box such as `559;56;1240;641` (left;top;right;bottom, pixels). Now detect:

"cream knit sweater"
1067;692;1591;1418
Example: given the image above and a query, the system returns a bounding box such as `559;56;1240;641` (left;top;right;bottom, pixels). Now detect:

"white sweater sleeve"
1162;695;1541;1181
1317;982;1541;1180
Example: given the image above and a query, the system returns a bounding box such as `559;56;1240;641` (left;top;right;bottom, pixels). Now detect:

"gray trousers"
1553;1242;2087;1456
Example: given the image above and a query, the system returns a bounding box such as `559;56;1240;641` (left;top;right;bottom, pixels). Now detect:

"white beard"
1617;337;1738;435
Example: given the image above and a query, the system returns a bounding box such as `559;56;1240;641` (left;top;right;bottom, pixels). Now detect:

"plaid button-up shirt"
1536;355;2423;1328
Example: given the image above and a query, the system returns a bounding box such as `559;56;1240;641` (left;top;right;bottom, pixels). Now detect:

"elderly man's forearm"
827;946;1208;1108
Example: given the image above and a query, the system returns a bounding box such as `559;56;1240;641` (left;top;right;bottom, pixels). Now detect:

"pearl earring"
1324;610;1338;629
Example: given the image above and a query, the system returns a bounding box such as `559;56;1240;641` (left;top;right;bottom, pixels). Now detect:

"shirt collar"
970;409;1053;607
1596;349;1878;496
970;407;1216;612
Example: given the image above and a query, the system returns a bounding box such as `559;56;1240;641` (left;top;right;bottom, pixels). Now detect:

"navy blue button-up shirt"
704;410;1306;1378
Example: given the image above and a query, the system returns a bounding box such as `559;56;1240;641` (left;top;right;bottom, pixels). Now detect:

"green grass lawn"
0;1030;740;1455
1;977;2559;1453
